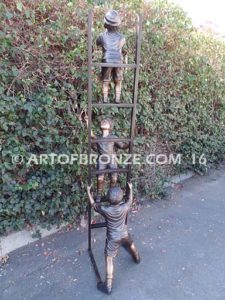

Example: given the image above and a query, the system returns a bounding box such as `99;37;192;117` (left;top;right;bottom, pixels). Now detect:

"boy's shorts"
101;67;123;82
104;235;133;258
97;157;118;180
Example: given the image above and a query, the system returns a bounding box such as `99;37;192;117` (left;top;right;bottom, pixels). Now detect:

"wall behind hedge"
1;0;225;234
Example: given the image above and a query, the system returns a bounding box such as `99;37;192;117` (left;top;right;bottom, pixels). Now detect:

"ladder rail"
87;10;93;252
127;14;143;185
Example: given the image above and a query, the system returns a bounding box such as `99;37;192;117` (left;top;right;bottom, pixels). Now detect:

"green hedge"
1;0;225;234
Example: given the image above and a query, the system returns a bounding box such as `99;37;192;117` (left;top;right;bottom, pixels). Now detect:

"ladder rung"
91;168;129;176
92;103;134;108
91;138;131;143
91;222;106;229
91;62;136;68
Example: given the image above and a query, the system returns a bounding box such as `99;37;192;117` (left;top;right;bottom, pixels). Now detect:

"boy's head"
100;118;114;131
107;187;124;205
104;10;121;31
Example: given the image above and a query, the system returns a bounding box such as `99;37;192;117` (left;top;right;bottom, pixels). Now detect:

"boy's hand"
127;182;132;190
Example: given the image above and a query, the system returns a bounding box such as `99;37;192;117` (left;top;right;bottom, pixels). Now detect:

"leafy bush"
0;0;225;234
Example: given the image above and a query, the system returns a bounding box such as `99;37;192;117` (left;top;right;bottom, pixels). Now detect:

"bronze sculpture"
87;182;140;294
96;10;127;103
87;9;142;294
89;118;129;202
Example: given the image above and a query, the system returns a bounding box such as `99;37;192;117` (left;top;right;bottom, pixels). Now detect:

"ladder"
87;10;142;283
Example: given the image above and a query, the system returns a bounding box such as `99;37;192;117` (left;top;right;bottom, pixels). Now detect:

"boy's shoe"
133;252;141;264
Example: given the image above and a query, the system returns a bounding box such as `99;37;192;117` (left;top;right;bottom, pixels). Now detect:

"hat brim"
104;17;121;27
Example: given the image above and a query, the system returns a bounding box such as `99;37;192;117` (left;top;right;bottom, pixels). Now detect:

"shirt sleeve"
112;134;128;149
93;203;106;216
115;140;129;149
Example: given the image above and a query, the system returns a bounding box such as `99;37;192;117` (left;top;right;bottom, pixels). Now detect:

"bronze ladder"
87;10;142;283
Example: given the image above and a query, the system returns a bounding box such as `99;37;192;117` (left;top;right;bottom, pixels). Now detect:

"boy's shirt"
96;31;125;63
95;134;126;155
93;194;132;241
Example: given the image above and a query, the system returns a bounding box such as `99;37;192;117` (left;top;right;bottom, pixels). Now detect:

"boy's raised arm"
127;182;133;206
85;116;96;139
87;185;95;206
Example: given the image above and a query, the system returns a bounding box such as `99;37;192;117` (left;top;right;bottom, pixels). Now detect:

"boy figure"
96;10;127;103
87;117;129;202
87;182;140;294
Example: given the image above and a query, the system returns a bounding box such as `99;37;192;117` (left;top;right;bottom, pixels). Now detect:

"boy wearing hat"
96;10;127;103
87;182;140;294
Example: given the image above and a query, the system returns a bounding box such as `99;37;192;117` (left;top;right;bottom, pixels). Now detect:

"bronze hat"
104;10;121;27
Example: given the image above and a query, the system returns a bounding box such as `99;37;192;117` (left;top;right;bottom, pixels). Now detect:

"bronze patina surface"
96;10;127;103
87;10;142;294
87;183;140;294
90;118;128;202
